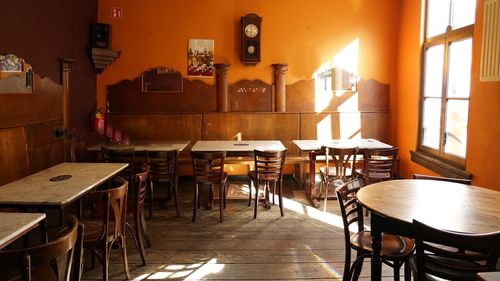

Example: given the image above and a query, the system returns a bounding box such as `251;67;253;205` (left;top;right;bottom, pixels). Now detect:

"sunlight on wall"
333;39;359;75
316;115;333;140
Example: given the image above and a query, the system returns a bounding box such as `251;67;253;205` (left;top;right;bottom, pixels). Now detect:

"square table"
0;162;127;225
87;140;190;152
0;212;46;249
293;138;392;207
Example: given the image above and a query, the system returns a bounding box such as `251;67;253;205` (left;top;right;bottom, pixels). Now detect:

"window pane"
422;97;442;149
427;0;450;38
451;0;476;29
424;44;444;98
448;38;472;98
445;100;469;158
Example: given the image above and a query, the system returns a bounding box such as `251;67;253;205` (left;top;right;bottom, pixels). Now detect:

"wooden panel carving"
142;67;183;92
202;113;300;155
229;80;273;112
0;74;63;128
286;78;389;113
107;68;216;113
300;112;389;143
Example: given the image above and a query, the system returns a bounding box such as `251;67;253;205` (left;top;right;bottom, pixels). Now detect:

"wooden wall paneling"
106;69;217;113
300;112;341;140
286;79;315;112
357;79;390;111
202;113;300;155
0;127;30;185
228;80;273;112
25;121;64;174
0;74;63;128
108;113;203;156
360;112;390;143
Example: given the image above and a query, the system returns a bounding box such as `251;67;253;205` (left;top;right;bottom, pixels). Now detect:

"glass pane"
424;44;444;98
427;0;450;38
422;97;442;149
448;38;472;98
445;100;469;158
451;0;476;29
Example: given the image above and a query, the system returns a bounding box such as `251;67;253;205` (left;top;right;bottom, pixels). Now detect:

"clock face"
244;24;258;38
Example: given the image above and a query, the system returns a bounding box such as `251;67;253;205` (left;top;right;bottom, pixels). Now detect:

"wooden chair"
336;179;414;281
0;215;83;281
357;147;399;185
412;173;472;185
125;162;149;266
318;146;358;211
101;147;137;191
411;219;500;281
146;150;180;219
248;149;287;219
191;151;228;222
82;176;130;281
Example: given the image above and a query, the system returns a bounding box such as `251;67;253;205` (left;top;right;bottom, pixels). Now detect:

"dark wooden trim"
410;150;472;179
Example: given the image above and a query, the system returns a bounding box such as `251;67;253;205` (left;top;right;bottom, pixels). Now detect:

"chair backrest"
253;149;287;182
101;147;136;186
363;147;399;181
0;215;83;281
412;174;472;185
146;150;178;182
335;179;366;242
130;163;149;214
87;176;128;241
412;219;500;281
321;146;358;179
191;151;226;184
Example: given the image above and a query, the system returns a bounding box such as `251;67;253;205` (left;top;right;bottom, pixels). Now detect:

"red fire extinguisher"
91;108;105;135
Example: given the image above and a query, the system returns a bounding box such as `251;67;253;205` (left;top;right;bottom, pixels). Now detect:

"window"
417;0;476;170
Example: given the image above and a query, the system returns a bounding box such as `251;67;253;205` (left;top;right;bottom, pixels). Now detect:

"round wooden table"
356;179;500;281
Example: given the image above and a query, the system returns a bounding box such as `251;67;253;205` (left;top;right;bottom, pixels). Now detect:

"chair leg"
120;235;130;280
342;247;351;281
404;258;411;281
253;181;259;219
272;181;276;205
134;213;147;265
278;180;284;217
192;183;198;222
223;183;227;209
351;252;365;281
219;183;224;222
323;180;329;212
393;261;401;281
174;176;180;218
102;244;109;281
248;178;252;207
148;180;154;220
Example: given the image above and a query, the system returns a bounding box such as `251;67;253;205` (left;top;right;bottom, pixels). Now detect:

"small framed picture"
188;39;214;78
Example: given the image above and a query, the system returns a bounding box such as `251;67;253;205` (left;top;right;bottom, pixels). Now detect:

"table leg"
370;213;383;281
306;152;320;208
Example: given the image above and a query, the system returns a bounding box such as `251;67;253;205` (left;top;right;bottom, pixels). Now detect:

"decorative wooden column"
59;58;78;162
272;63;288;112
215;63;230;112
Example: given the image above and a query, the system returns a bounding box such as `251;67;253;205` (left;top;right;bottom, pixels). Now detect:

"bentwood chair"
356;147;399;185
146;150;180;219
336;179;414;281
101;147;137;192
412;174;472;185
411;219;500;281
191;151;228;222
83;176;130;281
318;146;358;211
0;215;83;281
125;162;149;265
248;149;287;219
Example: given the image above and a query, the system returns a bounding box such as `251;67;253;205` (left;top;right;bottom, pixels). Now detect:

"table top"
191;140;286;152
0;212;46;250
476;271;500;281
357;179;500;234
293;139;392;152
87;140;190;152
0;162;127;207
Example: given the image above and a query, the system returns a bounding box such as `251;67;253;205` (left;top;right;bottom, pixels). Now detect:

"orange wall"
97;0;401;115
396;0;500;190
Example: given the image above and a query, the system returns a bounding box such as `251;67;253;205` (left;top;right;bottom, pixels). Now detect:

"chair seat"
356;168;391;180
410;255;482;281
319;166;354;178
248;170;280;182
82;220;117;244
351;230;415;259
196;172;228;185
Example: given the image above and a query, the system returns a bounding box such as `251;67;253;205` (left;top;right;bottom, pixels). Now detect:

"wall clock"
240;13;262;65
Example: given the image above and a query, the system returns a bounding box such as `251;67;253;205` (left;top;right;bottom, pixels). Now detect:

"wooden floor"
81;176;400;280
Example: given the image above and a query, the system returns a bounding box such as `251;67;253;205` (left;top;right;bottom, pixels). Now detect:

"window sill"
410;150;472;179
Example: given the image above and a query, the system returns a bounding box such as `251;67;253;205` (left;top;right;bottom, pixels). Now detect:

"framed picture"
188;39;214;78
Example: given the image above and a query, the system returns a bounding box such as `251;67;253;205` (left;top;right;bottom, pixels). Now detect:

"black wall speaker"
92;23;110;49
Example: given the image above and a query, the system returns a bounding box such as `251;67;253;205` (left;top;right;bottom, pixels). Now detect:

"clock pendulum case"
240;13;262;65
